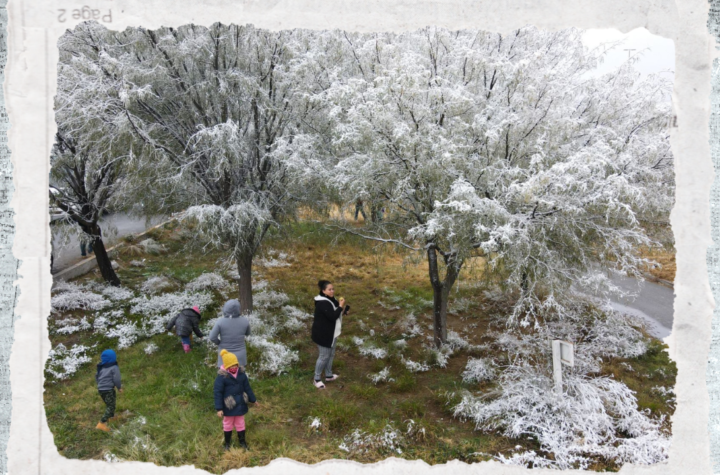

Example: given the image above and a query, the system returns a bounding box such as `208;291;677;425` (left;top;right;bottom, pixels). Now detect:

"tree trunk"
427;246;463;348
236;253;254;314
86;224;120;286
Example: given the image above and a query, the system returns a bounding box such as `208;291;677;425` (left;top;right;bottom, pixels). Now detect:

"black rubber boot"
223;431;232;451
238;430;248;450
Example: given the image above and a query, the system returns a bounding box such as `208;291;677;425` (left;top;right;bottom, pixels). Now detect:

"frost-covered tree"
57;23;338;312
49;130;125;285
308;27;673;345
51;37;138;286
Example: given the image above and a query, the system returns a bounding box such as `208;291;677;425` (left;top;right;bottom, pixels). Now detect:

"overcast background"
583;28;675;79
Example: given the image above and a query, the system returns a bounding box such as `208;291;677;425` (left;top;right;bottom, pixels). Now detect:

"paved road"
607;273;674;339
51;213;165;273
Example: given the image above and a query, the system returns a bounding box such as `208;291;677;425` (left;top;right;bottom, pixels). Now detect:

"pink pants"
222;415;246;432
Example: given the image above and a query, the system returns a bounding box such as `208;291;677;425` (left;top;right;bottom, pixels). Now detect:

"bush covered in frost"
402;357;430;373
427;345;454;368
138;238;166;254
46;343;94;381
255;257;291;268
446;330;471;350
339;420;425;455
462;357;495;383
185;272;229;291
140;276;174;294
105;323;142;349
368;366;394;384
51;283;111;314
282;305;312;321
453;363;670;469
97;285;134;301
359;346;388;359
143;342;159;355
253;289;289;309
401;313;424;338
245;335;299;375
130;291;213;319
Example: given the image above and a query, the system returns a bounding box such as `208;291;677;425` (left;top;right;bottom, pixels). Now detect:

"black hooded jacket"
167;308;203;338
311;293;343;348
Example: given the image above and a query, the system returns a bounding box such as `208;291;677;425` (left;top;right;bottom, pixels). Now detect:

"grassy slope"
44;221;677;472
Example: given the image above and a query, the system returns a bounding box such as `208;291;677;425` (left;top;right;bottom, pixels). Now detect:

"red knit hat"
192;306;200;313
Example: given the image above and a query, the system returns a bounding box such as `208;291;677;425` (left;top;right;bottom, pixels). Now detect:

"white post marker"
552;340;574;394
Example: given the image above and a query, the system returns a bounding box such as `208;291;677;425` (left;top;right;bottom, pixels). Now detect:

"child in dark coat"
166;306;204;353
95;349;122;432
214;349;257;451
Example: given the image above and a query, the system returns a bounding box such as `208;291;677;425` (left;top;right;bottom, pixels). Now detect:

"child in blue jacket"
95;349;122;431
214;349;257;451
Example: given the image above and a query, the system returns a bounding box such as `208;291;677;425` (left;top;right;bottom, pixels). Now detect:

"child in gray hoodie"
95;349;122;432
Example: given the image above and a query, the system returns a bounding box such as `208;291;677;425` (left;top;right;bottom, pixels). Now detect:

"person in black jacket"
166;306;204;353
311;280;348;389
214;350;257;451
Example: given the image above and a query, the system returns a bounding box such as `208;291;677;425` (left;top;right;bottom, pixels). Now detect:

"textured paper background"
2;0;714;473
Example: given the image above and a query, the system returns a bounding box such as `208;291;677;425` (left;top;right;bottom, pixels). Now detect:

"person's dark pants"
354;204;367;221
81;241;94;257
98;389;116;423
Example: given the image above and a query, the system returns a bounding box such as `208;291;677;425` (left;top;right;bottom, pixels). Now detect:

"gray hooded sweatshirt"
209;299;251;367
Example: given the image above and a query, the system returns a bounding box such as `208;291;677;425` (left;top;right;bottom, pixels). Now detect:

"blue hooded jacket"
96;349;121;390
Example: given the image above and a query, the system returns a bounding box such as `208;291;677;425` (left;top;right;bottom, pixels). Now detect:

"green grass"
45;220;678;472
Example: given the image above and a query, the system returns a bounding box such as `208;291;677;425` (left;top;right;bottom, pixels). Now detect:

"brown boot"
96;421;110;432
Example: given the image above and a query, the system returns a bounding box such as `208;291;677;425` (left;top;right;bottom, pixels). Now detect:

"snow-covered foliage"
462;358;495;383
97;285;135;301
585;312;648;359
129;291;213;320
402;357;430;373
140;276;174;294
51;282;111;314
255;255;291;268
245;335;299;375
253;290;290;309
446;331;471;350
54;317;92;335
339;420;425;455
308;417;322;432
129;260;146;267
453;364;670;469
46;343;94;381
185;273;229;292
291;26;675;336
143;342;159;355
282;305;312;321
103;453;123;463
359;346;388;360
137;238;166;255
105;323;142;349
352;336;365;346
368;367;394;385
428;345;454;368
400;313;424;339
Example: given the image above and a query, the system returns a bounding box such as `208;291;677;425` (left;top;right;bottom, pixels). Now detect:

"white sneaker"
313;379;326;389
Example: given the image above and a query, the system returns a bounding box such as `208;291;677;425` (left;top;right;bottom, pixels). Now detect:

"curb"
640;271;674;290
52;217;177;285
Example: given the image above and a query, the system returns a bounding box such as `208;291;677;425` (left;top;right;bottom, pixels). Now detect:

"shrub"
453;364;670;469
46;343;94;381
462;358;495;383
185;273;229;291
51;283;111;314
